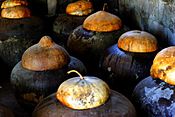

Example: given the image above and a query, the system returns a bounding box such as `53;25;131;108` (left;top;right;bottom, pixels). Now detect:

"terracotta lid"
1;0;28;9
56;70;110;110
66;0;93;16
150;46;175;85
22;36;70;71
83;10;122;32
1;6;31;19
118;30;158;53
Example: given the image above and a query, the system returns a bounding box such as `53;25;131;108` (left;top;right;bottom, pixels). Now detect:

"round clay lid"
1;6;31;19
150;46;175;85
56;70;110;110
83;10;122;32
22;36;70;71
1;0;28;9
118;30;158;53
66;0;93;16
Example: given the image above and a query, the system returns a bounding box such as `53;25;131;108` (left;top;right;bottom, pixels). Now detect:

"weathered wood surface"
117;0;175;47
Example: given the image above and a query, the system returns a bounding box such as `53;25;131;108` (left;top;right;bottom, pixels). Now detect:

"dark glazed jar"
0;0;46;68
67;10;128;73
33;70;136;117
133;46;175;117
53;0;93;46
33;91;137;117
11;36;70;111
100;30;158;98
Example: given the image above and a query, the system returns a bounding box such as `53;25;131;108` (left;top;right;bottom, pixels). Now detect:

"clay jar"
32;70;136;117
53;0;93;45
100;30;158;98
0;0;46;68
10;36;71;110
132;46;175;117
67;10;128;73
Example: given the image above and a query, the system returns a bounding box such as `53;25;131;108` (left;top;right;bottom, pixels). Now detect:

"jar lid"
66;0;93;16
1;6;31;19
22;36;70;71
56;70;110;110
118;30;158;53
151;46;175;85
1;0;28;9
83;10;122;32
